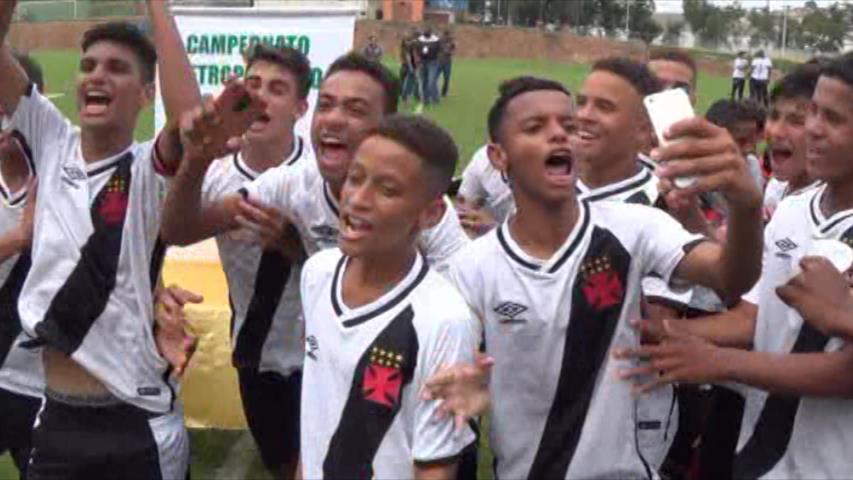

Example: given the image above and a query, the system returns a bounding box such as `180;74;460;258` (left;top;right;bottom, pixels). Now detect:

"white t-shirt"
762;177;820;223
733;57;749;79
0;164;43;398
300;248;476;479
201;140;306;377
737;184;853;479
457;145;513;224
10;85;175;413
751;57;773;81
244;159;469;274
448;200;702;479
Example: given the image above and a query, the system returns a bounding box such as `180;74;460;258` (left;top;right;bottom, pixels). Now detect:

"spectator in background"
750;50;772;106
400;29;420;103
438;29;455;97
418;27;441;105
731;51;748;100
361;34;383;63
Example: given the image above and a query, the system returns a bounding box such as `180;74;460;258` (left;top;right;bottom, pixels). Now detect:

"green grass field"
0;51;730;480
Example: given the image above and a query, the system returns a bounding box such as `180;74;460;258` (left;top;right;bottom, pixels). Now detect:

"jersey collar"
497;200;590;274
577;167;653;203
809;184;853;236
330;251;429;328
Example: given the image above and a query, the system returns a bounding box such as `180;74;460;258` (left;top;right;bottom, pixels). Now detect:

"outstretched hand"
422;352;495;430
154;285;204;377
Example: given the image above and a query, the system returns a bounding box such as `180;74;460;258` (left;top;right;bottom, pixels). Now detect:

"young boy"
0;1;244;477
299;114;476;479
197;44;311;480
426;75;763;479
0;51;41;478
618;53;853;480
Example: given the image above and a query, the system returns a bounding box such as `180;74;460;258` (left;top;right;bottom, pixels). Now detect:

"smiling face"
244;60;308;145
489;89;575;207
571;71;648;170
765;96;810;183
76;40;153;134
338;135;443;259
311;70;386;188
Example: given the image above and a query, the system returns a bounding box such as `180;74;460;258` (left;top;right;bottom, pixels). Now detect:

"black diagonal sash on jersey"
34;153;133;355
0;251;32;367
733;226;853;478
323;305;419;479
232;250;292;368
528;227;632;479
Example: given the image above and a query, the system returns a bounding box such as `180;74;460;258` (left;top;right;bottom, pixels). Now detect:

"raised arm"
147;0;201;171
0;1;30;116
655;117;764;302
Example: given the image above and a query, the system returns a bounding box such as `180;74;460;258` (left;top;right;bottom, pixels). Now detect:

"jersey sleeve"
417;199;470;276
638;207;704;287
411;308;477;463
7;85;72;173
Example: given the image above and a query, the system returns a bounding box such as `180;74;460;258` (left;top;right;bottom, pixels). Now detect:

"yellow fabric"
162;241;247;429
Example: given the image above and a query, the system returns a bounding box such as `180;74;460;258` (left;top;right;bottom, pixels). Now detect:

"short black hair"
82;21;157;84
325;52;399;114
373;114;458;196
770;63;821;103
245;43;313;99
592;57;662;97
821;52;853;90
741;98;767;130
705;99;753;132
14;52;44;93
649;48;698;83
487;76;571;143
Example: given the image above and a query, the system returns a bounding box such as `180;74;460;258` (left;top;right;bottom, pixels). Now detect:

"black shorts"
0;387;40;477
238;368;302;471
27;393;189;480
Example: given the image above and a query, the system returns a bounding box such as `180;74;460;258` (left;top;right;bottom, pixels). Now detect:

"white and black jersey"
300;249;476;479
735;184;853;479
762;177;820;223
577;164;695;310
0;172;43;399
457;145;513;223
9;85;174;414
448;200;702;479
244;159;469;273
202;141;306;377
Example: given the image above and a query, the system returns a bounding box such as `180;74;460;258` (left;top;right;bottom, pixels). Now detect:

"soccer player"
617;53;853;479
171;43;311;480
456;144;512;237
426;75;763;479
161;52;468;273
762;64;821;222
0;51;41;479
299;114;476;479
0;1;253;477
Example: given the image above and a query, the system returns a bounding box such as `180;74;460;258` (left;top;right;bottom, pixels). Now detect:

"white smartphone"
644;88;696;188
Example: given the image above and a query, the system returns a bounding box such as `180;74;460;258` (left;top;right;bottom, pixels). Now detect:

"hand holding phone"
644;89;695;188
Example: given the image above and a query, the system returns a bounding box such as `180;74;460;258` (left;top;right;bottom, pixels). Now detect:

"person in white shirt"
617;54;853;480
762;64;822;222
731;51;748;101
750;50;773;107
424;72;764;479
300;115;476;480
0;1;235;477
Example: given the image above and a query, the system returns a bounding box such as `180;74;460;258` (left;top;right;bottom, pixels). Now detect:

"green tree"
661;21;685;45
747;7;778;49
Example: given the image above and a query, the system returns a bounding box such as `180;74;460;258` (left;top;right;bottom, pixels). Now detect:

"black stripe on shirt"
0;251;32;368
323;305;419;479
149;237;167;291
232;250;293;368
583;170;653;203
324;183;340;217
34;153;133;354
527;226;632;479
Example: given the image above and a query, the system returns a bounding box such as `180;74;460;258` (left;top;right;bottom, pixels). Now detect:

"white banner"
155;5;357;145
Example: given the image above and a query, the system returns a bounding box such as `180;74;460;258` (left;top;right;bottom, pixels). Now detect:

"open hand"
422;352;495;430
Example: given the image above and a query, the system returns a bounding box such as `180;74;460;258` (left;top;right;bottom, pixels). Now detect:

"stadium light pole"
625;0;630;39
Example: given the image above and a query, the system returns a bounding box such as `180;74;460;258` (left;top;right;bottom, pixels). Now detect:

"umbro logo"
775;238;798;252
306;335;319;361
61;165;86;189
494;301;528;324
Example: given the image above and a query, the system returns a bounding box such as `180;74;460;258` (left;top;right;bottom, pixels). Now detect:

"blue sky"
655;0;845;14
